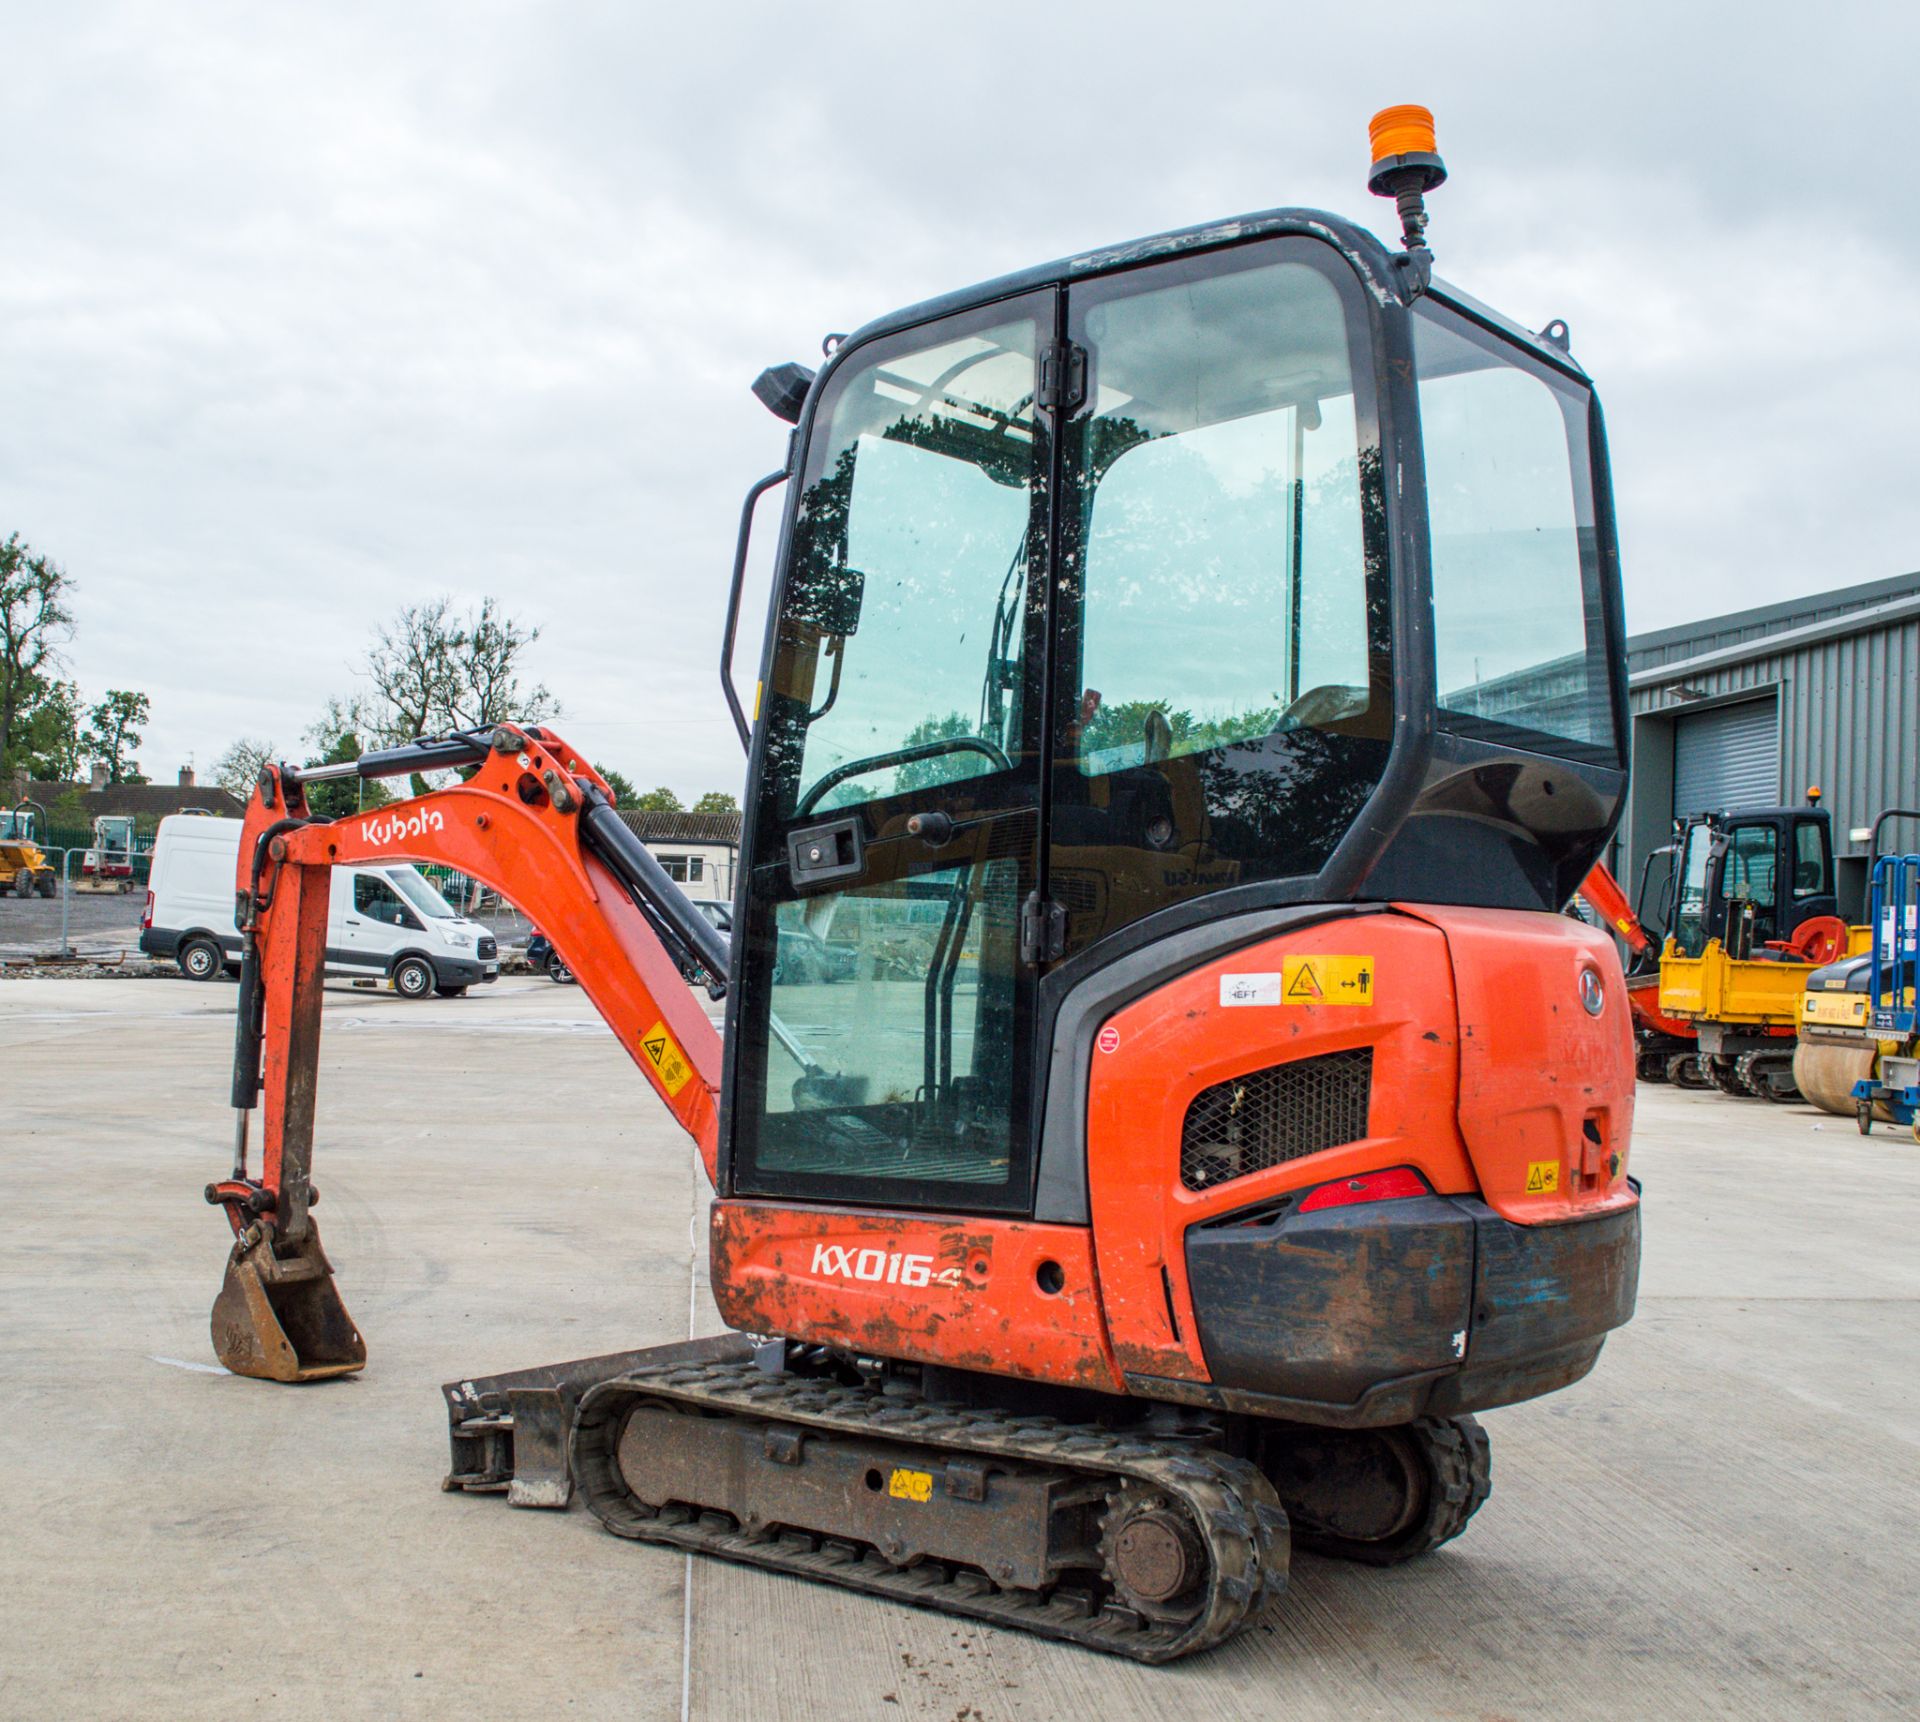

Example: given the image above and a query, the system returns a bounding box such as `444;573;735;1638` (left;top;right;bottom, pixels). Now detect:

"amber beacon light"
1368;104;1448;253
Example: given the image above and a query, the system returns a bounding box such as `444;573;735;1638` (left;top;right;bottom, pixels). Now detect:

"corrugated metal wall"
1628;571;1920;675
1628;603;1920;916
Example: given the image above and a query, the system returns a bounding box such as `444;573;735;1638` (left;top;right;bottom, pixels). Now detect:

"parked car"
526;930;574;984
680;899;732;983
534;899;733;987
141;815;498;997
771;923;856;985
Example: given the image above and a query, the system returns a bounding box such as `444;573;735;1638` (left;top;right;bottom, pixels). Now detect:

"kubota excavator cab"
718;211;1632;1252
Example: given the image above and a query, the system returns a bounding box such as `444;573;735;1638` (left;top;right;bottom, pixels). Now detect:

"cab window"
1072;257;1371;775
1722;825;1778;911
1674;824;1713;957
1416;302;1612;755
353;874;422;929
1792;819;1830;897
772;308;1043;820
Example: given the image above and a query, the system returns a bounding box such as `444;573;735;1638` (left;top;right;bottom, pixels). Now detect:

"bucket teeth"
210;1221;365;1382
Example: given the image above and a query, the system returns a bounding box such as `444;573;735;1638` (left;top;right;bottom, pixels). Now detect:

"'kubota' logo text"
360;808;446;847
811;1243;934;1287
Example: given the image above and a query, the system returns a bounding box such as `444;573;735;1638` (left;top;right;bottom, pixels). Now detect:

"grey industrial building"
1620;569;1920;919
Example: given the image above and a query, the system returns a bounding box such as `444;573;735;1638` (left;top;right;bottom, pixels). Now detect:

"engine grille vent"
1180;1048;1374;1192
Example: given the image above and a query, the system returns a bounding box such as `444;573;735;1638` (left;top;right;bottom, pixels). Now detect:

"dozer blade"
211;1220;366;1382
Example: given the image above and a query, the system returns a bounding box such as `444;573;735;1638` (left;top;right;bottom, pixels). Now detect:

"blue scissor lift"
1854;847;1920;1137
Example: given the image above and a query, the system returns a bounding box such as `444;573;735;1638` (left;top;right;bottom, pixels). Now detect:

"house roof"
617;809;743;846
21;779;247;821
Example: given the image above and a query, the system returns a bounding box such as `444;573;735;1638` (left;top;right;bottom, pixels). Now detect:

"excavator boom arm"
1576;860;1656;959
206;722;727;1381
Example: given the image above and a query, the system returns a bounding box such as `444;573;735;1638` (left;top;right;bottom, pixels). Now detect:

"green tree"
631;786;684;812
893;711;989;796
692;790;740;814
301;699;391;818
19;678;83;780
0;534;75;776
81;690;151;784
595;764;637;803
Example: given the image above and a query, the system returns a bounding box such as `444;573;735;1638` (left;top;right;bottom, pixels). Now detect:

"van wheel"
393;957;435;999
179;938;224;982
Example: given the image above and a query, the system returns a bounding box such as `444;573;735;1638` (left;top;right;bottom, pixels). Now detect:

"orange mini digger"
206;109;1641;1662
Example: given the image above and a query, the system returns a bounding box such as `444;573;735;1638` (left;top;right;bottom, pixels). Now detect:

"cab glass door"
732;292;1053;1212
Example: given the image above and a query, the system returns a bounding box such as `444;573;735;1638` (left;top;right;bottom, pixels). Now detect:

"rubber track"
1398;1415;1491;1560
571;1354;1288;1663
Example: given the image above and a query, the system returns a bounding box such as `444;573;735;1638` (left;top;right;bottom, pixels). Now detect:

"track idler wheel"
210;1220;366;1382
1255;1415;1491;1568
1101;1483;1209;1624
1667;1052;1709;1089
1706;1056;1753;1098
1737;1050;1800;1103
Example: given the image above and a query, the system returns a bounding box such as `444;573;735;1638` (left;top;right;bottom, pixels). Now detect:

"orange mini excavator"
206;110;1641;1662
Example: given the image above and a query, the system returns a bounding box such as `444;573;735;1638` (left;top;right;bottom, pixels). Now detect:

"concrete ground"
2;975;1915;1720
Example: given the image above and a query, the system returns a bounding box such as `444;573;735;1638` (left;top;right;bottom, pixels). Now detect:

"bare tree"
445;597;555;730
0;534;75;774
366;598;460;745
364;596;556;743
212;736;277;799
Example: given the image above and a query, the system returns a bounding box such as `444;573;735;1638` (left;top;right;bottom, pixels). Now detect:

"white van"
140;815;498;997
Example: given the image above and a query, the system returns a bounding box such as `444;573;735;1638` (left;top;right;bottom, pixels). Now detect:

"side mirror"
753;362;816;424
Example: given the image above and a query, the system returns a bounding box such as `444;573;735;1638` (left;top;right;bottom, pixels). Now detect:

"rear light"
1298;1166;1429;1213
141;890;154;930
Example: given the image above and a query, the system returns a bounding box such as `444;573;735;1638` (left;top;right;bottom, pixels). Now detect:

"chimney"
178;765;195;788
90;763;110;791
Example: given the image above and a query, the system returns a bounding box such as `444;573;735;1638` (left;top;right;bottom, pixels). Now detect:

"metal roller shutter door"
1673;696;1779;818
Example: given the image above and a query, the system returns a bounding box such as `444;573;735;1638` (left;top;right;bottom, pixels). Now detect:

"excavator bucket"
210;1221;366;1382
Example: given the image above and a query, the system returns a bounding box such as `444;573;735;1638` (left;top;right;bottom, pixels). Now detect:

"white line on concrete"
150;1355;229;1375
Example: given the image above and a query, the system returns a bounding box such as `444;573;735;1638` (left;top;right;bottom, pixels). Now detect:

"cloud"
3;2;1916;793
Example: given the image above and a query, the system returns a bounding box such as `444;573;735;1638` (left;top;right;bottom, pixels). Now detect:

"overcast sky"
5;4;1917;797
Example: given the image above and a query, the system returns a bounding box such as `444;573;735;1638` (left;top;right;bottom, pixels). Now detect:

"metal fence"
0;845;143;959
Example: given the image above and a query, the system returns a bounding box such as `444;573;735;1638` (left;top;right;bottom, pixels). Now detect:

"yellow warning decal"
640;1020;693;1098
1281;954;1374;1006
888;1468;933;1503
1525;1161;1560;1194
